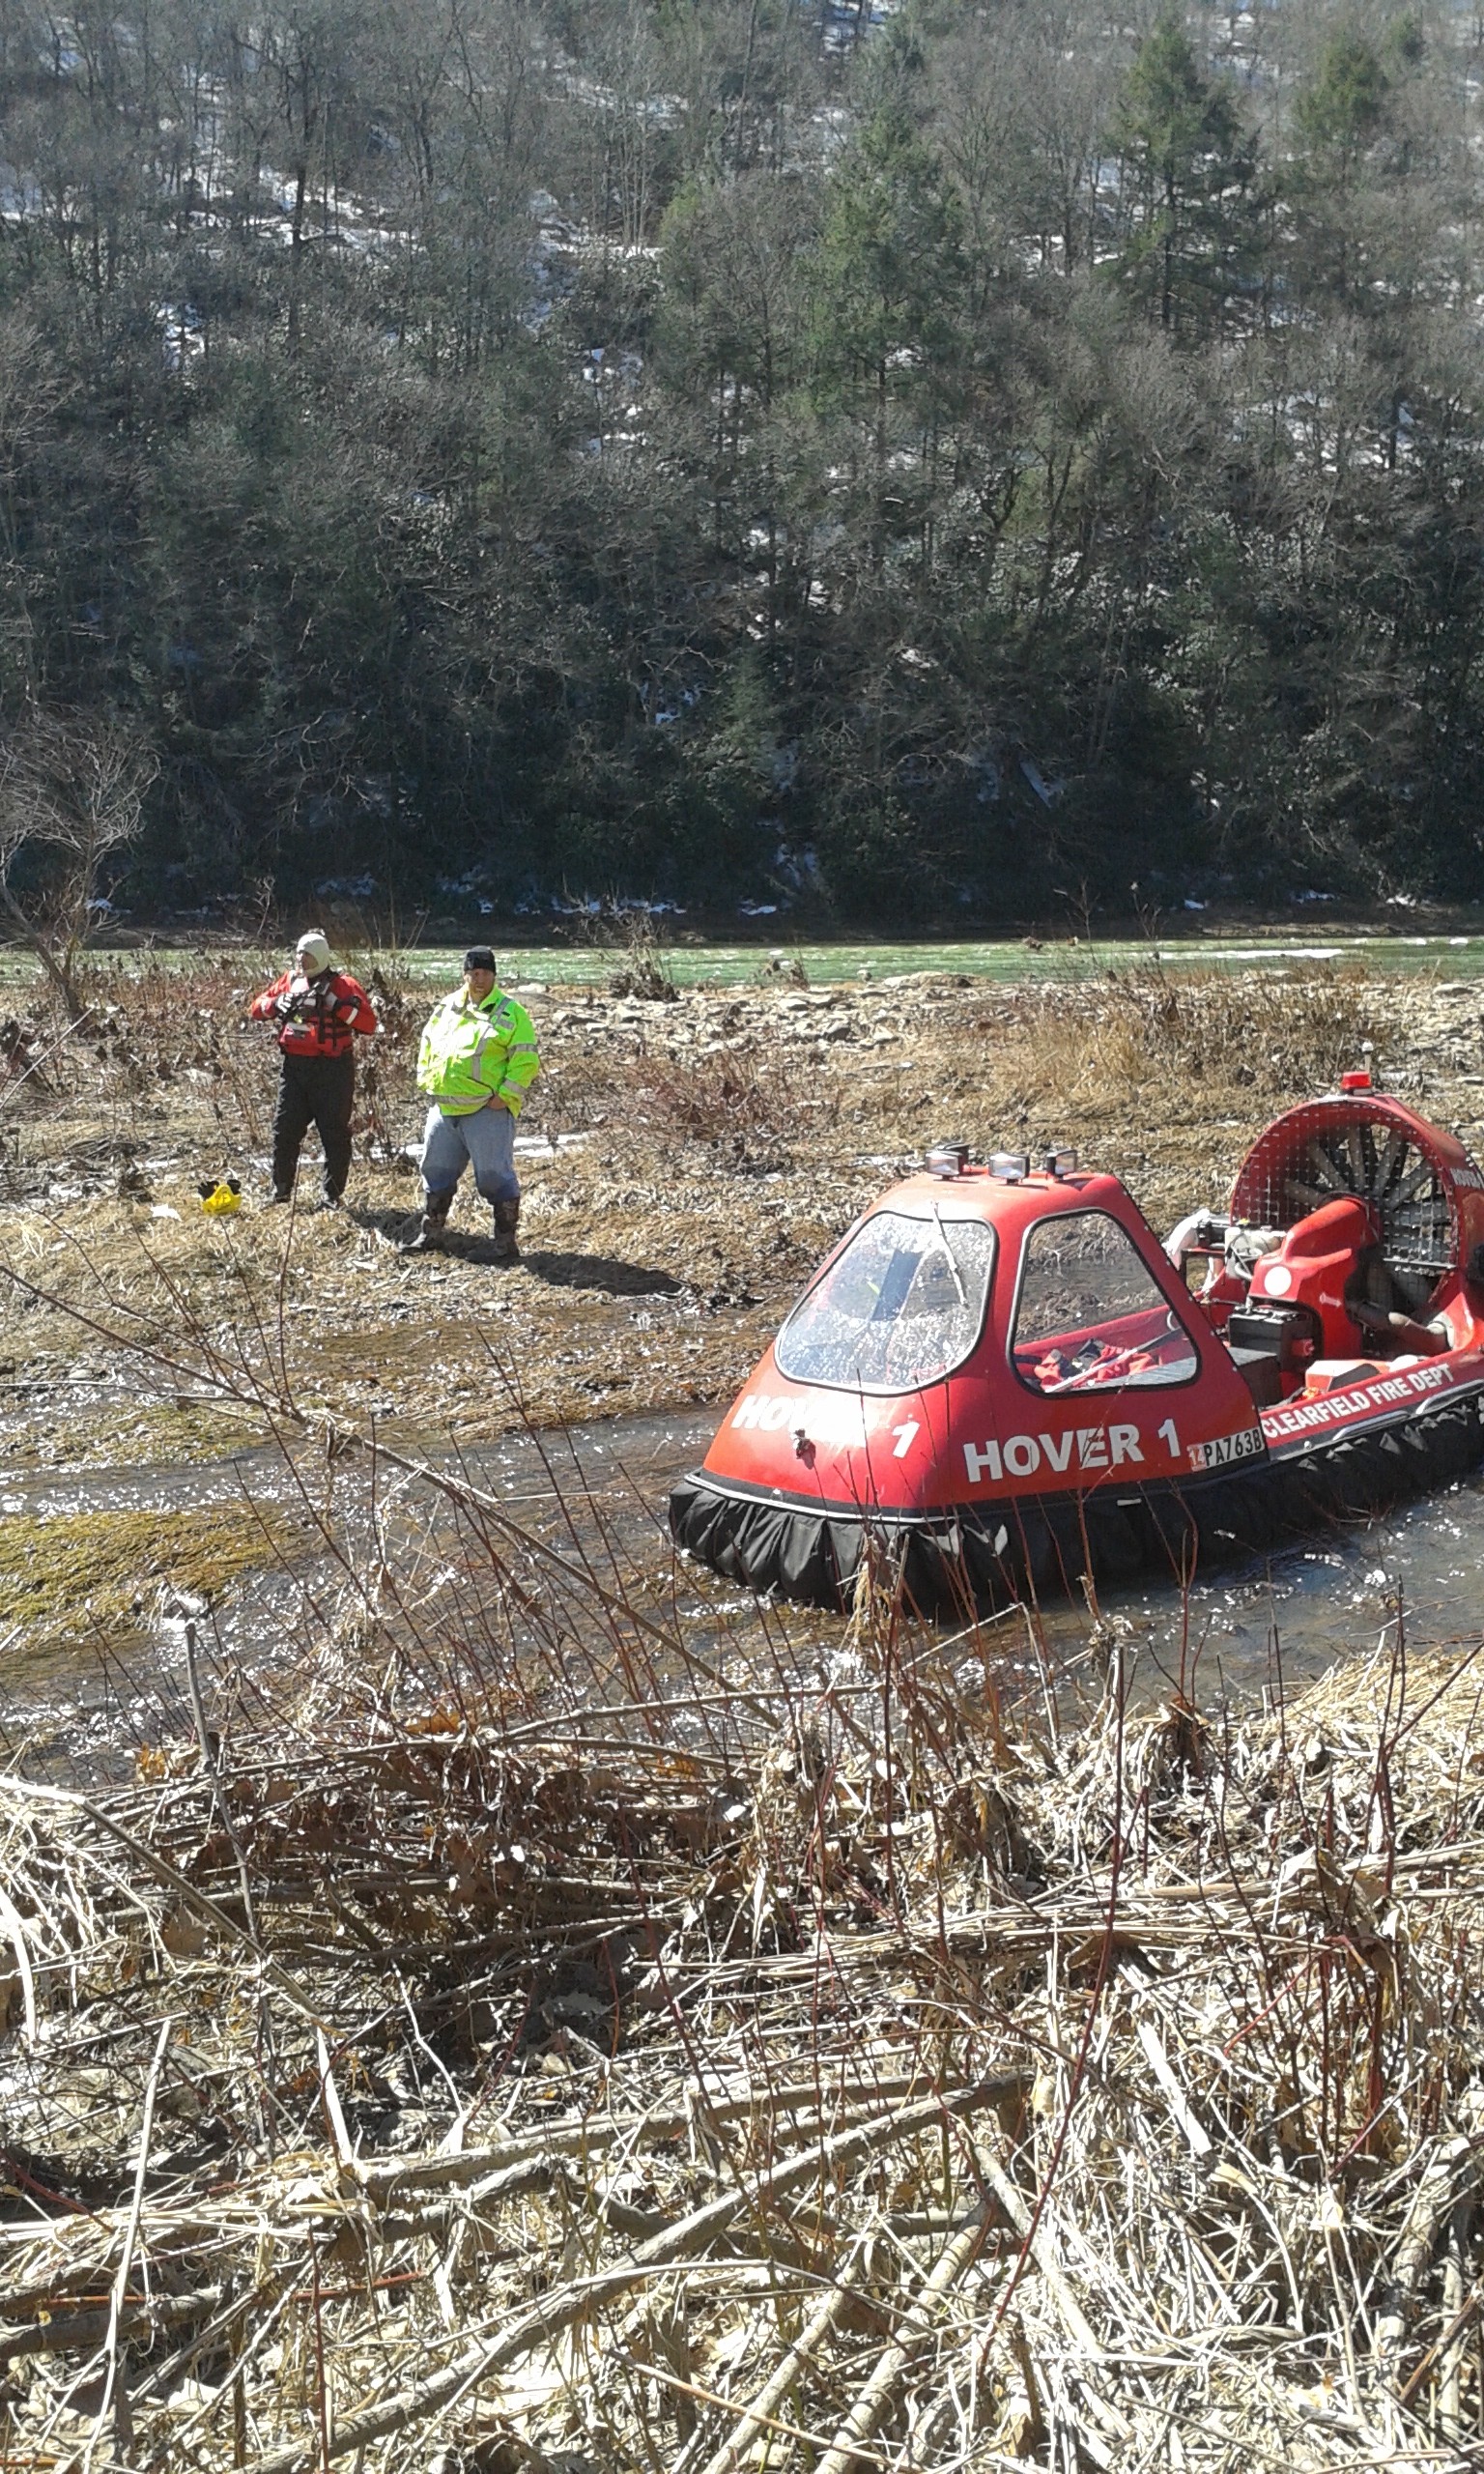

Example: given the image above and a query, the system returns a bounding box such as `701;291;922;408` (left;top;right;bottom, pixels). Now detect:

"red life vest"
248;969;378;1058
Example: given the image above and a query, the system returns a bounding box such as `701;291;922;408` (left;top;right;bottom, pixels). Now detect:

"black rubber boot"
405;1192;455;1252
490;1198;521;1263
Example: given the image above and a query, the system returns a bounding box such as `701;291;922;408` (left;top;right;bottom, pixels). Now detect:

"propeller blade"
1335;1132;1364;1193
1393;1160;1440;1206
1302;1141;1349;1196
1377;1131;1411;1196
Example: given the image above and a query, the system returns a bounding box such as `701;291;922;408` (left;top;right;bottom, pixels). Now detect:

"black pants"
271;1051;355;1197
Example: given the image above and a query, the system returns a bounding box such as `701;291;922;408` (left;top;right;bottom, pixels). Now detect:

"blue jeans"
420;1103;520;1206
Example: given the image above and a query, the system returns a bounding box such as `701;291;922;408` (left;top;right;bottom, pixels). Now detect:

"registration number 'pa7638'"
1187;1426;1265;1472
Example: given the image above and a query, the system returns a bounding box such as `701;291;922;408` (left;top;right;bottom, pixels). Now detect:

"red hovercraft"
669;1074;1484;1613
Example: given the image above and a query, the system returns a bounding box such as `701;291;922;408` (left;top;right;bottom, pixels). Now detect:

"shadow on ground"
522;1249;684;1297
351;1207;683;1295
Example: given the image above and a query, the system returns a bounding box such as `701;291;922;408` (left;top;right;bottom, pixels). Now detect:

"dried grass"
628;1036;805;1154
0;946;1454;1414
1;1467;1482;2471
940;968;1402;1146
2;951;1483;2467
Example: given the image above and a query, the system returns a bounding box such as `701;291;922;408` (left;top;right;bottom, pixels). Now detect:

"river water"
12;927;1484;1001
5;1405;1482;1759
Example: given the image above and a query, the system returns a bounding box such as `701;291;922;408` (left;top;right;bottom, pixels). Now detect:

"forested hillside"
1;0;1482;926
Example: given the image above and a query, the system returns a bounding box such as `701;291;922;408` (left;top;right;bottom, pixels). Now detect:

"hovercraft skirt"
669;1394;1484;1613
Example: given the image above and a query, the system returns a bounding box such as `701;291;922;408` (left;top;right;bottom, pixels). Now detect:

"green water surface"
7;929;1484;991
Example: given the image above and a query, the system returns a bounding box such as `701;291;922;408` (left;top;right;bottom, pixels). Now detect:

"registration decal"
1187;1425;1265;1473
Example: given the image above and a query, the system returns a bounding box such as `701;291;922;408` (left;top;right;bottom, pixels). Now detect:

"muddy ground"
2;953;1482;1490
8;958;1484;2472
4;951;1484;1665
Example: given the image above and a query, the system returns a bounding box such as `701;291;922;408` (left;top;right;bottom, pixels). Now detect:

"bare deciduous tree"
0;716;157;1021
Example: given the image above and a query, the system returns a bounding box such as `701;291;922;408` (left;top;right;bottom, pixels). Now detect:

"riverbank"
4;953;1484;2465
3;949;1481;1679
6;951;1474;1485
1;1597;1480;2470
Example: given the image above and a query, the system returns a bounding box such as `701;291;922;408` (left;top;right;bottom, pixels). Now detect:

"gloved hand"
274;977;312;1021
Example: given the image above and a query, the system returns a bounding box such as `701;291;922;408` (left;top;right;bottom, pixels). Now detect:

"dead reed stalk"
1;1561;1481;2473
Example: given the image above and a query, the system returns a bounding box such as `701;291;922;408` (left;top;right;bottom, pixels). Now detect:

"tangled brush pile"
0;1612;1482;2472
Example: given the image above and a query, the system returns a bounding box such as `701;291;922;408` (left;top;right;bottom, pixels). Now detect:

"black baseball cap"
464;946;498;974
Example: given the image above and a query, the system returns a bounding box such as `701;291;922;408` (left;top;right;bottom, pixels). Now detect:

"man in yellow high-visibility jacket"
406;948;541;1258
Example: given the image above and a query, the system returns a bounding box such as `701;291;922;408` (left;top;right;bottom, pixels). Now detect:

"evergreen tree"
1110;14;1257;336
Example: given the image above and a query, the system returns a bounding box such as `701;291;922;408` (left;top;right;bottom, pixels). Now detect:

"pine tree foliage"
1;0;1483;921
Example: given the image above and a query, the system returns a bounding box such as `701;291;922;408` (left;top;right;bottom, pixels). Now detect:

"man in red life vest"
247;932;377;1206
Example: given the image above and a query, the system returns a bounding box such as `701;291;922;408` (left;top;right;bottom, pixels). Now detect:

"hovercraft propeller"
1234;1104;1462;1318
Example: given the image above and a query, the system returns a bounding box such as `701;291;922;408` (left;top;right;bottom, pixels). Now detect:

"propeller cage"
1230;1099;1470;1312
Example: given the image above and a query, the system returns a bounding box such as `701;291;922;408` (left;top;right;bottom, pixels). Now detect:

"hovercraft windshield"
775;1209;995;1392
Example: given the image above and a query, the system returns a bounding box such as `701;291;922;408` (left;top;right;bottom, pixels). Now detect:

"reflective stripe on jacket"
416;988;540;1118
248;969;378;1057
